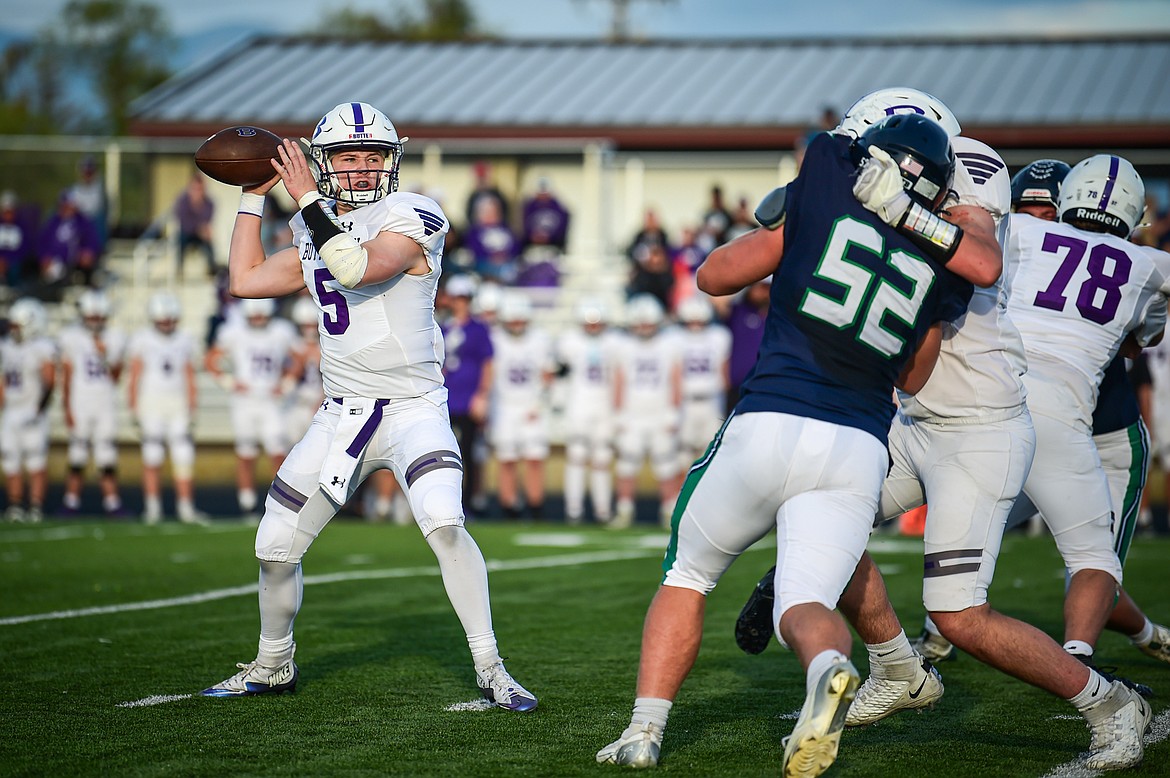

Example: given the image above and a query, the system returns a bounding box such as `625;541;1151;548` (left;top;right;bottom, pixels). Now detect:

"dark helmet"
1010;159;1071;209
852;113;955;212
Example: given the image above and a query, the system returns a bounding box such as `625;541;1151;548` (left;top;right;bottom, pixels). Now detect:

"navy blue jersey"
736;133;972;442
1092;353;1139;435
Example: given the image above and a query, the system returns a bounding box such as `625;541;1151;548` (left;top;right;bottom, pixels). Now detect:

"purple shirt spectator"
442;316;494;415
522;182;570;251
40;196;99;284
727;289;770;390
464;223;521;284
0;194;38;286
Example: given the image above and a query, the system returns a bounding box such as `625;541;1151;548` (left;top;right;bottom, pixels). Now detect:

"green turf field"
1;520;1167;777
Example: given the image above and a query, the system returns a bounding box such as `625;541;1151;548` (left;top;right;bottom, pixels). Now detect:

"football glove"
853;146;912;227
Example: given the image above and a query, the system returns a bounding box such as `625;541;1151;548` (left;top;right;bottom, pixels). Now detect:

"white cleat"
178;508;212;526
5;505;26;523
475;661;537;712
911;628;955;663
1085;680;1151;770
845;656;943;726
782;659;860;778
1135;622;1170;665
596;722;663;768
26;506;43;524
200;657;298;697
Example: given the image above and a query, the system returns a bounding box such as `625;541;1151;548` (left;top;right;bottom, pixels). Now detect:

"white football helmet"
499;292;532;325
677;295;714;325
77;289;111;330
309;101;403;208
240;297;276;321
8;297;47;340
1058;154;1146;239
575;297;608;328
291;296;318;327
471;282;503;319
626;294;664;332
837;87;961;139
147;291;181;323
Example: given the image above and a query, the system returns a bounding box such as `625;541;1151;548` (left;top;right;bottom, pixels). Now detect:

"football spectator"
464;197;521;284
39;192;100;293
174;173;217;277
464;160;510;229
697;185;732;250
0;191;38;291
724;276;770;413
67;155;108;251
626;208;670;267
627;242;674;312
521;177;570;252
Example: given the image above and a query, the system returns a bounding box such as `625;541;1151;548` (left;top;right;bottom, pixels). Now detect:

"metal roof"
130;36;1170;150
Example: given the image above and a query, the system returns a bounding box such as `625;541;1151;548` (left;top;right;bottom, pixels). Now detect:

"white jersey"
214;318;297;399
678;324;731;403
58;325;127;411
290;192;449;400
0;336;56;414
556;328;622;411
128;327;195;400
1006;215;1170;428
491;327;552;411
898;137;1028;421
616;330;681;416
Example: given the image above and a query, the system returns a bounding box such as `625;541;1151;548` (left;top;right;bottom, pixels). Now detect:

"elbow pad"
754;186;788;230
300;196;368;288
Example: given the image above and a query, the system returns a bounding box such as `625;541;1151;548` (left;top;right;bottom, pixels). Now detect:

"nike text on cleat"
782;659;859;778
1135;623;1170;666
475;661;537;712
596;722;663;768
200;658;298;697
1084;680;1151;770
845;657;943;726
735;566;777;655
1073;653;1154;699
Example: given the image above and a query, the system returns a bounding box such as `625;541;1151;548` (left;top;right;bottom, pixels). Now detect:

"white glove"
853;146;912;227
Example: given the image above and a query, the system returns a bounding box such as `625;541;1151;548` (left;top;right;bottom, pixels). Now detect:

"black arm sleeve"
300;198;347;253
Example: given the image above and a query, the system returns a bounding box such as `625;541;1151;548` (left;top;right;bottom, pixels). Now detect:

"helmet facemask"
309;102;404;209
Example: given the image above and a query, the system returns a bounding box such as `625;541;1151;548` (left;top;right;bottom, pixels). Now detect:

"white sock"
630;697;672;732
102;494;121;512
239;489;257;512
591;467;613;520
563;461;585;519
177;497;195;516
425;526;495;659
1129;618;1155;646
257;559;302;665
806;649;849;696
1064;640;1094;658
63;492;80;509
145;495;162;515
467;631;500;671
1069;668;1110;714
867;631;915;678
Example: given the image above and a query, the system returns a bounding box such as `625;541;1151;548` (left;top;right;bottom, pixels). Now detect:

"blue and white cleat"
200;658;298;697
476;661;538;712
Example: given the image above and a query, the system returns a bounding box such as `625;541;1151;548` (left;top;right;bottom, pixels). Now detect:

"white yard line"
0;548;659;627
1040;708;1170;778
116;694;193;708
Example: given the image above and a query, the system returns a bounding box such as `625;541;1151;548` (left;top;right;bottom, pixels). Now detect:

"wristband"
300;198;346;253
899;202;963;265
238;193;265;218
297;191;325;210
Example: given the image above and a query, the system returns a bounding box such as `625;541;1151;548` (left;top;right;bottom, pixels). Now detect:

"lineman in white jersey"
205;297;298;516
128;292;205;525
612;294;683;529
732;90;1151;769
1006;154;1170;669
1;298;56;523
674;295;730;467
59;289;128;517
201;101;536;711
556;298;622;524
488;293;553;519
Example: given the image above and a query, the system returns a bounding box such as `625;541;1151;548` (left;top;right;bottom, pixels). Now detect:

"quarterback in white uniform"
205;296;298;515
127;291;205;525
674;295;730;467
200;101;535;711
612;294;682;529
59;289;128;516
1;298;56;523
488;293;553;519
556;298;622;524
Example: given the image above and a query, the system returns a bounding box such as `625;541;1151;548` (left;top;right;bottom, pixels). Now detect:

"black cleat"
735;566;777;655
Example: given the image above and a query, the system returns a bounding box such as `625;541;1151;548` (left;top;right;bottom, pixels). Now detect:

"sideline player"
199;101;536;711
59;289;127;516
674;295;730;467
555;298;622;524
285;294;325;444
1;298;56;523
127;291;206;524
598;114;971;775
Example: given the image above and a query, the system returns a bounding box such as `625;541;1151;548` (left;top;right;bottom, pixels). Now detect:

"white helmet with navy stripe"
837;87;961;140
309;101;404;208
1058;154;1146;239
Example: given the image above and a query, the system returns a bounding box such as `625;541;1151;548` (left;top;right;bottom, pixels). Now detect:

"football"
194;126;284;188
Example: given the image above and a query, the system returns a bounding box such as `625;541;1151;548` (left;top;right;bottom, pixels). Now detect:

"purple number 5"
1033;233;1131;325
313;267;350;335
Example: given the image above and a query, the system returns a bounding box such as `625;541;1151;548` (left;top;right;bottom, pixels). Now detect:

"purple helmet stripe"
1098;155;1119;210
351;102;366;134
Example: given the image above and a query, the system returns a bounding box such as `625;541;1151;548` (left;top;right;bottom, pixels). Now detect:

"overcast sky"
2;0;1169;39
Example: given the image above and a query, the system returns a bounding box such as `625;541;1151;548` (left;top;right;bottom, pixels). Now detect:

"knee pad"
566;440;588;466
95;441;118;470
171;435;195;478
67;440;88;468
615;454;640;479
142;439;166;468
236;440;259;459
591;446;613;468
409;469;465;536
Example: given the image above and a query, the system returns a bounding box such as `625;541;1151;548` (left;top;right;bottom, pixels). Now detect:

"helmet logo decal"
351;102;366;134
1098;155;1119;210
957;151;1005;185
884;104;927;118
